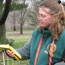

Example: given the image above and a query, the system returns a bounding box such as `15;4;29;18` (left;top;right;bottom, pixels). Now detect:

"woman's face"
38;7;52;28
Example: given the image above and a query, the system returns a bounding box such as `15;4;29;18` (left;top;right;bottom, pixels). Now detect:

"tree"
20;1;28;34
13;12;16;31
0;0;11;45
20;7;27;34
27;0;39;27
10;0;28;34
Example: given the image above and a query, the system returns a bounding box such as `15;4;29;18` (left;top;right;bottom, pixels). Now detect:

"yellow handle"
14;56;20;60
0;45;22;60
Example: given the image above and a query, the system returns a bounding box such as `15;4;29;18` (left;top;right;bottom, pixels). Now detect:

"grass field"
6;29;33;48
5;29;33;65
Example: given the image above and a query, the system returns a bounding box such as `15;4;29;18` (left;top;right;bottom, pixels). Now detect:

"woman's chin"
40;25;45;27
40;25;48;28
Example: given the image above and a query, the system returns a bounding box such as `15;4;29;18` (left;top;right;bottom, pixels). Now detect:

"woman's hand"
5;50;15;58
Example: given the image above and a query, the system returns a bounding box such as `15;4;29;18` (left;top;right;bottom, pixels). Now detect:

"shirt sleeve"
16;35;33;60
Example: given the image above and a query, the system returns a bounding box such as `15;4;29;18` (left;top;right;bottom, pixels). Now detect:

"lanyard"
34;35;55;65
49;40;55;65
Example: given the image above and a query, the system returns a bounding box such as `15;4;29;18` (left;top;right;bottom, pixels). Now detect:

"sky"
3;0;5;3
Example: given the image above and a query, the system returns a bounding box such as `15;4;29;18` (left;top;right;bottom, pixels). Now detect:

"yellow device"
0;45;22;60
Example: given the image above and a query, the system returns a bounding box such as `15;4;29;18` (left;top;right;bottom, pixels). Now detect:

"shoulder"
57;29;65;48
60;29;65;44
61;29;65;37
33;28;39;33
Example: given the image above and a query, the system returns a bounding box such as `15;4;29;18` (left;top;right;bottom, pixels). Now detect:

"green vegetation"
10;2;28;11
4;30;33;65
12;36;30;48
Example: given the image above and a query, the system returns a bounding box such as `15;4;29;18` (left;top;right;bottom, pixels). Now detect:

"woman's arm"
16;36;33;60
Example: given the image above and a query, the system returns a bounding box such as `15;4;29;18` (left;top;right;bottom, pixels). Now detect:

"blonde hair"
38;0;65;40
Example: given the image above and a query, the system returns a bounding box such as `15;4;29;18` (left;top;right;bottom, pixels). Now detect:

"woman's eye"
38;14;46;18
41;14;46;17
42;14;47;17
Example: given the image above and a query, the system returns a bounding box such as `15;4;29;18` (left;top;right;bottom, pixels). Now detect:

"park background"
0;0;65;65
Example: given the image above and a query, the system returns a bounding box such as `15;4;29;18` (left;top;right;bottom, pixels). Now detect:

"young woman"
6;0;65;65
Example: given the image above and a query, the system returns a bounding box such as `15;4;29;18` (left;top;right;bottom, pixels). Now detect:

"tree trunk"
20;10;24;34
0;24;6;44
0;0;11;45
0;0;6;44
0;1;6;54
20;16;23;34
0;0;3;20
13;12;16;31
20;22;23;34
